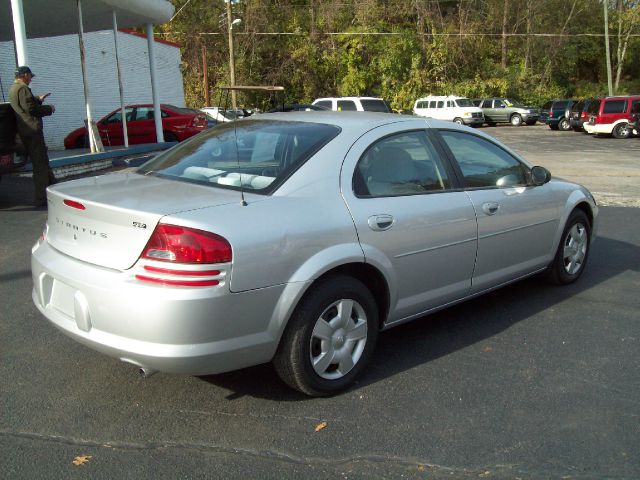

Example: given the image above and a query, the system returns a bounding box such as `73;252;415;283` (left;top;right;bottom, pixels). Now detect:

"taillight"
548;110;552;117
581;111;588;119
192;114;207;128
140;224;232;264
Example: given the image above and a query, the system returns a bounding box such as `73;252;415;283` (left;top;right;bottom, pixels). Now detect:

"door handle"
482;202;500;215
368;215;394;231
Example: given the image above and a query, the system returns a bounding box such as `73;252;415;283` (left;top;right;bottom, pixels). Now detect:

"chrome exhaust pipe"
138;367;158;379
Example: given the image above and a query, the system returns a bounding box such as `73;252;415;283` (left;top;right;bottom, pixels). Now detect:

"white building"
0;29;184;150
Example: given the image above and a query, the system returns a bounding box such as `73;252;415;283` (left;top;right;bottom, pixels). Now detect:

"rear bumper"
583;123;613;135
31;240;288;375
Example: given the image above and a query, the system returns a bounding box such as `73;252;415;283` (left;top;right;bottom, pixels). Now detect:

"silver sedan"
31;112;598;396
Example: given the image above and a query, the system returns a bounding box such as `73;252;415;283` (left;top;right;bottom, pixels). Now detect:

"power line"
156;31;640;37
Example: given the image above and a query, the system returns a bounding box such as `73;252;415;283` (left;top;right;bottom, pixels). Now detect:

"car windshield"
502;99;523;107
137;120;341;194
454;98;474;107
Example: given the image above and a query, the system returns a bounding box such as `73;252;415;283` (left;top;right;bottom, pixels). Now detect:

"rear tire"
273;275;379;396
558;118;571;131
545;210;591;285
549;124;559;131
612;122;629;139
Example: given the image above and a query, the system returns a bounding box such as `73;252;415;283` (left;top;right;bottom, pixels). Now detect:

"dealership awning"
3;0;174;151
0;0;173;41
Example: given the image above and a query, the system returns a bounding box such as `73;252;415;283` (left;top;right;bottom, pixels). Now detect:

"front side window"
353;131;452;197
602;100;626;114
315;100;332;110
138;120;340;194
439;130;528;189
481;100;492;108
134;107;156;121
337;100;357;111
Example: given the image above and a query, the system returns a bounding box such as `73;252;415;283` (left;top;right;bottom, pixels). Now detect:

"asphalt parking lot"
1;125;639;479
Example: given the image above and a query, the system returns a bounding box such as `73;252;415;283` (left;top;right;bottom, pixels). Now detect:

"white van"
413;96;484;126
312;97;391;113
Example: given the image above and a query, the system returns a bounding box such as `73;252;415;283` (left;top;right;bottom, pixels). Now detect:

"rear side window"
354;131;452;197
337;100;357;111
587;99;601;114
439;130;528;189
481;100;492;108
137;120;341;194
602;100;627;114
429;101;436;108
360;99;390;112
436;101;444;108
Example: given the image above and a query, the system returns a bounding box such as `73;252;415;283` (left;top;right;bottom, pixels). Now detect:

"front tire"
545;210;591;285
612;122;629;139
453;118;464;125
510;114;523;127
273;275;379;396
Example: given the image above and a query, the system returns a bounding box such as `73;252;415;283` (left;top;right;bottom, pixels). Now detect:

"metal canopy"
0;0;173;41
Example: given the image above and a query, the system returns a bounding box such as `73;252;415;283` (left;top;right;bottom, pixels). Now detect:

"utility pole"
226;0;237;110
202;44;210;106
604;0;614;96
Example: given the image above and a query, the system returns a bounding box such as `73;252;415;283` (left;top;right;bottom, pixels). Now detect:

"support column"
112;12;129;147
146;24;164;143
77;0;104;153
10;0;28;66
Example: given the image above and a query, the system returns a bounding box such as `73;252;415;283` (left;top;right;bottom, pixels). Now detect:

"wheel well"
313;263;389;329
574;201;594;228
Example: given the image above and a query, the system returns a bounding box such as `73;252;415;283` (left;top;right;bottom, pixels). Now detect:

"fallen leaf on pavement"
314;421;328;432
72;455;92;466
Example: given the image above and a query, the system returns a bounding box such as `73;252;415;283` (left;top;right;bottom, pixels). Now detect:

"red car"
64;104;208;149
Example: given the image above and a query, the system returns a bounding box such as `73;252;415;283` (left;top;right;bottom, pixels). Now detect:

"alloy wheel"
309;298;368;380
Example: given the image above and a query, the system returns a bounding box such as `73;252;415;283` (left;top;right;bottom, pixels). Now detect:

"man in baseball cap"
9;66;56;207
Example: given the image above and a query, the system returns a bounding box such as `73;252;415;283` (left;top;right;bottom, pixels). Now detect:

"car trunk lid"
45;173;243;271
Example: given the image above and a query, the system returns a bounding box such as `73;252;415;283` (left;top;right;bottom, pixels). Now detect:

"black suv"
626;102;640;138
569;99;595;132
540;99;576;131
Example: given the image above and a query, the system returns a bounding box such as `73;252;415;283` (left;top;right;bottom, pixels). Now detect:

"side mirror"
531;166;551;186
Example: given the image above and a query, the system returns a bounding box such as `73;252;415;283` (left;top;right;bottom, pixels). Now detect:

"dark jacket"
9;80;53;138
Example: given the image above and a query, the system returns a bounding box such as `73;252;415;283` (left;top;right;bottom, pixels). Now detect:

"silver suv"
473;98;540;126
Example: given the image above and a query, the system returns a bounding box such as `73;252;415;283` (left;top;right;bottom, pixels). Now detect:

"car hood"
45;172;249;270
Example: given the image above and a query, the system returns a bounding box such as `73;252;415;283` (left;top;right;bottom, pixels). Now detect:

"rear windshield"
137;120;341;194
554;101;569;109
542;101;552;110
454;98;474;107
572;100;585;112
165;105;198;115
587;99;601;114
360;99;390;112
